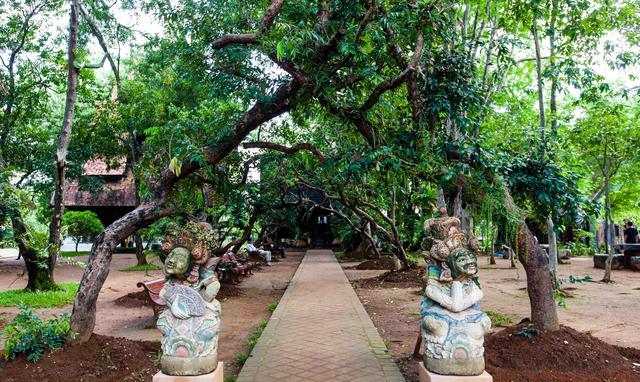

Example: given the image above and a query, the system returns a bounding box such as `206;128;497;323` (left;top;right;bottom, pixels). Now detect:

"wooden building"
63;158;136;226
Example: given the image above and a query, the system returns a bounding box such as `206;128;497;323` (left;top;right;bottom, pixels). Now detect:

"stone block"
593;254;625;269
153;362;223;382
419;362;492;382
630;256;640;271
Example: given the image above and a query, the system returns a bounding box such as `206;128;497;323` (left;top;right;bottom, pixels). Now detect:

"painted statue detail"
420;216;491;376
157;223;221;376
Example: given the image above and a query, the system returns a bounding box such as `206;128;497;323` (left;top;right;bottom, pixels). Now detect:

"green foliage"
267;302;278;313
0;283;79;308
2;306;72;362
234;352;249;366
485;310;515;327
62;210;104;250
564;242;595;257
516;326;541;340
247;320;268;351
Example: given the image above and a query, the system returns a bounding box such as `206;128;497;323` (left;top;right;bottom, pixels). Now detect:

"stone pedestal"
419;362;492;382
153;362;223;382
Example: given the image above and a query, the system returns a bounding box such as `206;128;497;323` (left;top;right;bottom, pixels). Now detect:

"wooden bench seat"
136;278;166;319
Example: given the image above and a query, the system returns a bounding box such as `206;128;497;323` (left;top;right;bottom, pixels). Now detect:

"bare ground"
0;250;304;379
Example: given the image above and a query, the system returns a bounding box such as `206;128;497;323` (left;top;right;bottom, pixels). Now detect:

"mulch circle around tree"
485;321;640;382
0;334;160;382
353;268;425;289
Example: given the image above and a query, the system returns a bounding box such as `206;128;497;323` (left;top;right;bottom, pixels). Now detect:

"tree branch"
78;2;119;83
212;0;284;49
244;141;326;162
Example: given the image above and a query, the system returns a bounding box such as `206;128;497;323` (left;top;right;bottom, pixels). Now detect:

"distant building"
63;158;136;226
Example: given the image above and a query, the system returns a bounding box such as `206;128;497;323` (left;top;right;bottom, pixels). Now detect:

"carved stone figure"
420;216;491;376
157;223;221;376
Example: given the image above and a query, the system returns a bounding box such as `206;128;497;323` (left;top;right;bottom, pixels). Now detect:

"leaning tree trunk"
70;201;173;342
70;58;303;343
514;223;560;330
48;0;80;279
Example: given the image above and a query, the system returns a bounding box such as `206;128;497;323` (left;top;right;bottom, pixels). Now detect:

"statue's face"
165;247;191;277
450;249;478;278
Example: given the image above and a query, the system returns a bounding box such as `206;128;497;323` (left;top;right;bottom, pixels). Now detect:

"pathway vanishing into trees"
236;249;405;382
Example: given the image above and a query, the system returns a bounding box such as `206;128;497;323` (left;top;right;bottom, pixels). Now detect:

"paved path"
236;249;405;382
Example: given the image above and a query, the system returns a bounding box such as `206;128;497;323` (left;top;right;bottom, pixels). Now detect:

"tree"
62;210;104;252
569;98;640;282
1;0;65;291
48;0;80;280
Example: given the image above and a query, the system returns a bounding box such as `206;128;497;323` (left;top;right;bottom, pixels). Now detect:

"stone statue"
157;222;221;376
420;216;491;376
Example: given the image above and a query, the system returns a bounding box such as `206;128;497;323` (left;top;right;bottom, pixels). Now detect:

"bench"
217;253;253;283
136;278;166;319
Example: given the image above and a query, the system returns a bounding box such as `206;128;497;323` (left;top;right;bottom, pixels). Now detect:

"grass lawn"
60;251;91;257
0;283;79;308
120;264;162;272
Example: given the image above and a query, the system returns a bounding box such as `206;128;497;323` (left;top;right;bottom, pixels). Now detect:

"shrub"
565;242;596;257
2;306;72;362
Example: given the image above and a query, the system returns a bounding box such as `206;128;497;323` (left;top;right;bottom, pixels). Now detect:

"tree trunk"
603;169;614;282
546;216;558;288
11;214;57;291
48;0;80;280
489;246;496;265
75;240;79;253
515;223;560;330
503;189;559;330
134;233;146;266
70;202;173;342
350;221;379;258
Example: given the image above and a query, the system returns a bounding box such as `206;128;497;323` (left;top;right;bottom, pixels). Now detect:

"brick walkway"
236;249;405;382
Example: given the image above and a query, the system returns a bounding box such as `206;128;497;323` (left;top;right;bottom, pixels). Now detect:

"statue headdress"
162;222;214;283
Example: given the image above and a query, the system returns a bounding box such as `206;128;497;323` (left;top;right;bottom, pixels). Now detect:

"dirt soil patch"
350;258;398;270
0;334;160;382
353;268;425;289
217;283;243;299
485;321;640;382
114;290;151;308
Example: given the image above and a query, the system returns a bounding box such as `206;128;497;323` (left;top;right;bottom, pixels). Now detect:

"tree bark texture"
546;216;558;287
134;233;146;266
515;223;560;330
48;0;80;279
603;169;614;282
